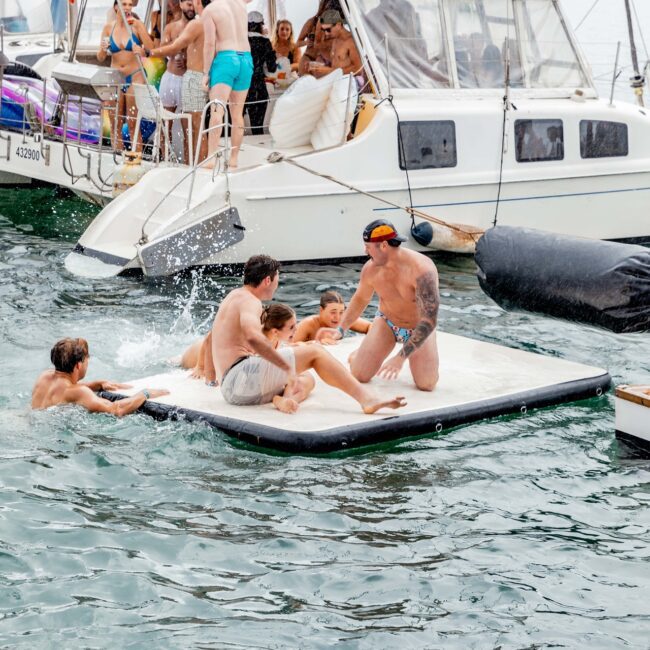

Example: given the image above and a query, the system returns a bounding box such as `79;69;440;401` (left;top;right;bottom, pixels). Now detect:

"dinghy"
615;385;650;453
105;333;610;454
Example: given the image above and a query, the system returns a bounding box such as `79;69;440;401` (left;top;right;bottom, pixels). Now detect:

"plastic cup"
277;71;286;80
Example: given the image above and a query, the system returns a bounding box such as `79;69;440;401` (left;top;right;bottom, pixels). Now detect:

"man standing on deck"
32;338;169;415
202;0;253;169
211;255;406;414
317;219;440;391
137;0;210;163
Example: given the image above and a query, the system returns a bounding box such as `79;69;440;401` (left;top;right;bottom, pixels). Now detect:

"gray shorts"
220;348;296;406
182;70;208;113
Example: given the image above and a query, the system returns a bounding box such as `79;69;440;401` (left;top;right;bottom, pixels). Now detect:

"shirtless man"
317;220;440;391
32;338;169;415
211;255;406;414
202;0;252;168
309;9;362;79
139;0;209;163
156;3;186;158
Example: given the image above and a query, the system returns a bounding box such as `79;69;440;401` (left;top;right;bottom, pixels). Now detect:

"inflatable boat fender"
475;226;650;333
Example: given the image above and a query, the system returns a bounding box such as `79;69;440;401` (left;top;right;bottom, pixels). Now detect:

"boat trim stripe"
372;185;650;212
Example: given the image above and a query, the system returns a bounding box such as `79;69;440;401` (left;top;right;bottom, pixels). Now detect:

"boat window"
0;0;53;34
514;119;564;162
398;121;456;169
580;121;628;159
356;0;451;89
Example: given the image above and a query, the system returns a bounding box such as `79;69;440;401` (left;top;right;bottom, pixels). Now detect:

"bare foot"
273;395;299;414
362;395;407;414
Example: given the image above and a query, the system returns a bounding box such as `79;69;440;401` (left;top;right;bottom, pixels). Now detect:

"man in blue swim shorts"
202;0;253;168
317;220;441;392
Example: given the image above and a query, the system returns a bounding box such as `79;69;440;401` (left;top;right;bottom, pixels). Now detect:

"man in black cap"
317;219;440;391
308;9;361;78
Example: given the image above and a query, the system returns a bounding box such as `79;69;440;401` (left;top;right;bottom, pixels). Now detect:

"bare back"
364;248;438;328
203;0;250;54
211;287;262;380
31;370;88;409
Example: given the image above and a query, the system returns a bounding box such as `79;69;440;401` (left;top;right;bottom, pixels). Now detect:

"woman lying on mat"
294;290;371;343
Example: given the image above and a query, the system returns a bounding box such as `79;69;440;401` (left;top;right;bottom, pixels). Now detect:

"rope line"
267;152;482;242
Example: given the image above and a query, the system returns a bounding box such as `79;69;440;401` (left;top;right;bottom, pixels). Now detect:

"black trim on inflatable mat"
101;373;611;454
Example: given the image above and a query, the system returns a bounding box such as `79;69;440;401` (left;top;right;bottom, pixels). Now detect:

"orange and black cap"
362;219;407;244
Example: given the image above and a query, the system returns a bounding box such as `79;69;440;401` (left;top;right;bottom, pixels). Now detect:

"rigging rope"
575;0;601;31
266;152;482;242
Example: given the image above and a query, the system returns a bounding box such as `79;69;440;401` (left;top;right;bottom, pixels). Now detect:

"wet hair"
248;21;264;34
201;0;211;7
320;290;344;309
261;303;295;332
243;255;280;287
50;338;89;374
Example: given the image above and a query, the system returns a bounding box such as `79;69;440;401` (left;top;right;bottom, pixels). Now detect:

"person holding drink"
98;0;154;152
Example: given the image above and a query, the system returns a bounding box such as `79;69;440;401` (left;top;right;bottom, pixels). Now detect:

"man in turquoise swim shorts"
202;0;253;168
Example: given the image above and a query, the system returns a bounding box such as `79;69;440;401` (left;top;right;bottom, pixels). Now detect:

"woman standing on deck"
296;0;340;76
98;0;153;152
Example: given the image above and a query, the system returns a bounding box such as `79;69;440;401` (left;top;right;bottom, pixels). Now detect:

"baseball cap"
362;219;407;243
320;9;344;25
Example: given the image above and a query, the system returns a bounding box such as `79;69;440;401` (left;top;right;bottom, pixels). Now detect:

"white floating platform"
107;333;611;453
615;385;650;453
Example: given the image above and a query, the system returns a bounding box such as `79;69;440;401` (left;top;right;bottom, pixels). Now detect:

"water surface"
1;186;649;648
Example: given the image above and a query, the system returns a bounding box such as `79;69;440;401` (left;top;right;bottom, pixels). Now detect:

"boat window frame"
579;120;629;159
397;120;458;170
514;118;565;163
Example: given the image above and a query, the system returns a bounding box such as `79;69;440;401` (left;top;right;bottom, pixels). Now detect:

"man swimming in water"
31;338;169;415
211;254;406;414
202;0;252;168
317;219;440;391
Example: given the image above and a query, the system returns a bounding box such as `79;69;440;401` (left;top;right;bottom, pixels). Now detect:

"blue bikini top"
108;26;142;54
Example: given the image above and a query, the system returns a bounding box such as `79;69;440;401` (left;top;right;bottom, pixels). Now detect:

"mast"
623;0;645;107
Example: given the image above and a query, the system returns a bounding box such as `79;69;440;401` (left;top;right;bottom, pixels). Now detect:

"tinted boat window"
514;119;564;162
398;121;457;170
580;121;628;158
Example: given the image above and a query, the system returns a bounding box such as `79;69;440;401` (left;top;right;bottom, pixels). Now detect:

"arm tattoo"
400;271;439;359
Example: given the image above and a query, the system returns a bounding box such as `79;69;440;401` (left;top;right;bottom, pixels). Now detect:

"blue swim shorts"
209;50;253;91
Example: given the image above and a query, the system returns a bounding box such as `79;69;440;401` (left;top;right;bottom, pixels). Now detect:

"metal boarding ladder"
138;98;230;246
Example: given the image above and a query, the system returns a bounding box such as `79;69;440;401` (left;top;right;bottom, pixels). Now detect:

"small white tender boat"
615;385;650;453
107;333;611;454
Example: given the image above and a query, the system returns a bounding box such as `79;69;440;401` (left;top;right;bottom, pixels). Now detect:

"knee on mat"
415;376;438;392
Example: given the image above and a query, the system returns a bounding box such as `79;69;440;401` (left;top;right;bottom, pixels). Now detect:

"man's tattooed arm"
400;271;439;359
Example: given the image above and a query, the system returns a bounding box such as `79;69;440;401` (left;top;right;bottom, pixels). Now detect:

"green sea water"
0;186;649;648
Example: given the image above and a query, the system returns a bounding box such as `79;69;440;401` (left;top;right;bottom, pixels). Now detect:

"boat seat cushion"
311;73;359;151
269;69;342;148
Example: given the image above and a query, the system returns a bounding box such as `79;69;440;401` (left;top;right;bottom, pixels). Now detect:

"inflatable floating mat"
107;333;611;454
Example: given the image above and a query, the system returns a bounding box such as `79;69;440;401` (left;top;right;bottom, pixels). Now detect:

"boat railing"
138;98;229;245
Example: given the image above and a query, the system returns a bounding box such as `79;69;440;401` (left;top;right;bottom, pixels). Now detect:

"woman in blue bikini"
98;0;153;151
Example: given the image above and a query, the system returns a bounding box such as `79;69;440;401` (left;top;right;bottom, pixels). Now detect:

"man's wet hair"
51;338;89;374
243;255;281;287
201;0;211;7
320;290;344;308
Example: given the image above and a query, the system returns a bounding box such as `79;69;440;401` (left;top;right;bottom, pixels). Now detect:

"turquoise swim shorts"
209;50;253;91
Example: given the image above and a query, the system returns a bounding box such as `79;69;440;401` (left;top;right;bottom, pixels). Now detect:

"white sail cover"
356;0;589;90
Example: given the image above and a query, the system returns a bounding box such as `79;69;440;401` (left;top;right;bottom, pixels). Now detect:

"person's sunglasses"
321;26;333;33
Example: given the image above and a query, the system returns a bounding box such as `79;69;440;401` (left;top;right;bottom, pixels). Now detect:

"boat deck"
106;333;611;454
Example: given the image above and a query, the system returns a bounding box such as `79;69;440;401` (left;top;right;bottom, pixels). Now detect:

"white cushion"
311;74;358;151
269;69;343;148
